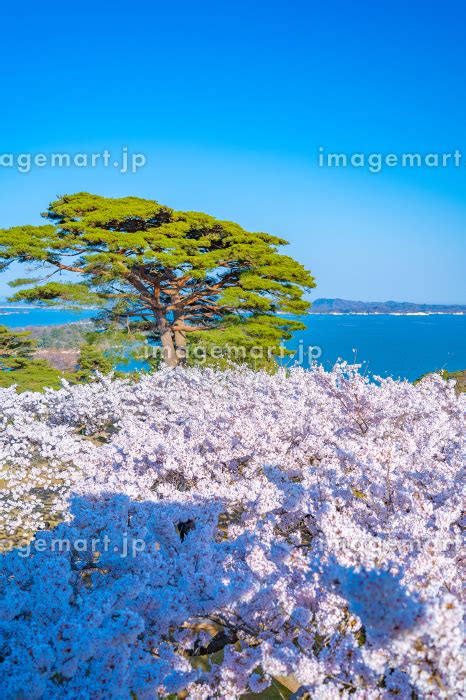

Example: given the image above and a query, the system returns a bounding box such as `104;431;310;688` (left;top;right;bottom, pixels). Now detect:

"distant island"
1;298;466;317
309;299;466;315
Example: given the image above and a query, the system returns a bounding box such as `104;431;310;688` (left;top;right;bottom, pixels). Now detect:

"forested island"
310;298;466;314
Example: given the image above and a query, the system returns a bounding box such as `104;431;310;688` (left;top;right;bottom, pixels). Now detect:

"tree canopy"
0;325;63;391
0;193;315;367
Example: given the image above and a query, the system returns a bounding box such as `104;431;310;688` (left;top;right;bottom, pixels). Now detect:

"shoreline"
308;312;466;316
1;310;466;321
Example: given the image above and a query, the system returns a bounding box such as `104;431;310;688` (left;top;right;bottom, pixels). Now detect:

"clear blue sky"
1;0;465;303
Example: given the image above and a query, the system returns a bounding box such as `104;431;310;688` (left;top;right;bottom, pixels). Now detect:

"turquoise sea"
0;307;95;328
286;314;465;381
0;307;465;382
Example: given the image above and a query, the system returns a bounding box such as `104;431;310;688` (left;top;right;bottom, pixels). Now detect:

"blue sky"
0;0;465;303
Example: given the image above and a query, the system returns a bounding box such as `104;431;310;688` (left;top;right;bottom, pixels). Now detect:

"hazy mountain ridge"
310;299;466;314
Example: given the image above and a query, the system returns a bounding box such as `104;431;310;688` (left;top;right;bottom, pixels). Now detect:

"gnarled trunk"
159;326;177;368
174;329;187;365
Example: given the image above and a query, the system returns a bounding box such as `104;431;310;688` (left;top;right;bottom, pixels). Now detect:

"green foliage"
28;322;94;349
0;357;64;392
11;281;103;308
0;193;316;367
7;277;43;288
445;369;466;393
415;369;466;394
71;326;146;382
0;325;63;391
73;341;115;382
0;324;37;364
0;322;146;391
186;314;305;369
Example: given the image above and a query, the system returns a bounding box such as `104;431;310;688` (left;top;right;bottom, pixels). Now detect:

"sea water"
0;307;464;382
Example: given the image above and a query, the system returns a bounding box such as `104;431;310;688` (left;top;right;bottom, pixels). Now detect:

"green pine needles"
0;325;63;391
0;193;316;367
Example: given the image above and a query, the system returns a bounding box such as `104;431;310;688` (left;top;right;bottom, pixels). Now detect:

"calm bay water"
0;307;95;327
1;307;465;382
287;314;466;381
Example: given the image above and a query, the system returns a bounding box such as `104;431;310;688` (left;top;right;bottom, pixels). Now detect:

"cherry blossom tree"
0;364;464;698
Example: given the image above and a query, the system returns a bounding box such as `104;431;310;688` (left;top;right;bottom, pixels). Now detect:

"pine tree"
0;193;316;367
0;325;62;391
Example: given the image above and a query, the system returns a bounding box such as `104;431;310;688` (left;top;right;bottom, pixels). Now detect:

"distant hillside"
22;322;94;349
310;299;466;314
415;369;466;394
444;370;466;393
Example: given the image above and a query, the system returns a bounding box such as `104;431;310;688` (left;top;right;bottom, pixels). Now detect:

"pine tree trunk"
174;329;187;365
160;327;178;368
